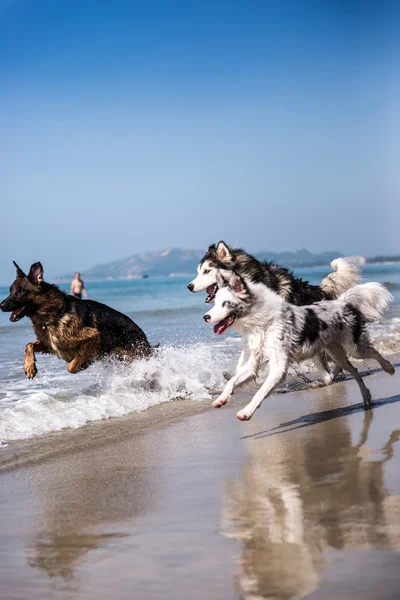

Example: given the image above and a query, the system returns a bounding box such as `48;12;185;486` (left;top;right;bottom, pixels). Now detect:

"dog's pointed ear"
229;273;246;294
28;262;44;284
13;261;26;279
207;243;216;253
216;241;231;262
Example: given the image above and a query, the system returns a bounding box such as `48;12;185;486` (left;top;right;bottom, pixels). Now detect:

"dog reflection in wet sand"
222;407;400;599
26;430;163;591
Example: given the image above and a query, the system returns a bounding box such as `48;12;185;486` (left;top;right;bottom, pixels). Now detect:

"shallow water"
1;264;400;443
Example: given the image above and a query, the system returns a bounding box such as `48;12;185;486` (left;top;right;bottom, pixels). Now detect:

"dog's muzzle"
0;300;10;312
187;283;195;292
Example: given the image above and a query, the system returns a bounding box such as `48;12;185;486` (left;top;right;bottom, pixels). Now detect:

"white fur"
341;283;393;322
205;277;394;421
188;260;218;292
320;258;361;297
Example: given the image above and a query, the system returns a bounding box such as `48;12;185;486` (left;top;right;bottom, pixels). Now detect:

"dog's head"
187;241;236;302
0;261;44;322
203;271;252;335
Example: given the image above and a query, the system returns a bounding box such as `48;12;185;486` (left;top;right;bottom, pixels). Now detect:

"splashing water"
1;265;400;443
0;344;235;443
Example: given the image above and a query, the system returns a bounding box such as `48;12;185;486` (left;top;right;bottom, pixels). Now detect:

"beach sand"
0;361;400;599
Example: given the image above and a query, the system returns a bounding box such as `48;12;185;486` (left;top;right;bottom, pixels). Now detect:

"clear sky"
1;0;399;283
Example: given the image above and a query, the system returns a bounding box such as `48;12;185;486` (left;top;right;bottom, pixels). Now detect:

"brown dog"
0;261;152;378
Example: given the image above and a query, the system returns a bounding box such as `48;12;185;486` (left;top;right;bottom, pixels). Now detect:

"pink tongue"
206;285;216;295
214;318;229;335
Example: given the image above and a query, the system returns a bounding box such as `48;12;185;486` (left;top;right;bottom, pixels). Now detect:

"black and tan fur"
200;242;360;304
0;262;151;379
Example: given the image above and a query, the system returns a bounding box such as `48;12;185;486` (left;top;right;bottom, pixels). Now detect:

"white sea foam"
0;344;235;443
1;315;399;444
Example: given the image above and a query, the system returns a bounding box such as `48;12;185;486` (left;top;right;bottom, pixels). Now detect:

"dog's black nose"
187;283;194;292
203;314;211;322
0;302;6;312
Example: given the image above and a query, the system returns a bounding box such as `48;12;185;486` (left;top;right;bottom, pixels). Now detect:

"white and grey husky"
204;272;394;422
189;241;361;384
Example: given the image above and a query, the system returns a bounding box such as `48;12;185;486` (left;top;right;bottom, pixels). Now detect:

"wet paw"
363;390;372;408
237;409;252;421
386;363;395;375
24;361;37;379
309;380;326;389
212;396;229;408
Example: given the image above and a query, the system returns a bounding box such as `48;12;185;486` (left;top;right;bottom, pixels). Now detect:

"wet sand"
0;361;400;599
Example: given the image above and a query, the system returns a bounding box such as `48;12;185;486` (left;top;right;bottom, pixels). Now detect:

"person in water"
70;272;88;299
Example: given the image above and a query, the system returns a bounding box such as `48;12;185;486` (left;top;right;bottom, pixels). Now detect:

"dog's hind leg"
326;343;372;408
292;362;312;385
314;352;342;386
355;343;395;376
24;340;48;379
67;328;101;374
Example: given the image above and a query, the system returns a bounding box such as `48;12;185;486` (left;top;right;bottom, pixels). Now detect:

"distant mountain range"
58;247;351;281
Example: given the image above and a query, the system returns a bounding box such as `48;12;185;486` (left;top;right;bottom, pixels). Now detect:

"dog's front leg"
237;357;288;421
213;353;259;408
24;340;47;379
235;350;245;374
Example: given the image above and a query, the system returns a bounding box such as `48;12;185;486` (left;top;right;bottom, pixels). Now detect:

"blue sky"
0;1;399;283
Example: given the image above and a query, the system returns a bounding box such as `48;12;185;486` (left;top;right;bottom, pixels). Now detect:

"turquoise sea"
1;264;400;443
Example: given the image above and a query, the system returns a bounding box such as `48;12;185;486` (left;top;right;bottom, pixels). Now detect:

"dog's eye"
204;269;211;274
222;301;231;308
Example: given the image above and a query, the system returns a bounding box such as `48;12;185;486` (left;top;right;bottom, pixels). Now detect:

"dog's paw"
212;396;229;408
237;409;252;421
309;380;326;389
385;363;395;376
362;389;372;408
24;361;37;379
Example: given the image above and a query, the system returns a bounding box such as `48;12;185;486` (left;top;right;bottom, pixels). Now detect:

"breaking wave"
1;318;399;444
0;344;236;443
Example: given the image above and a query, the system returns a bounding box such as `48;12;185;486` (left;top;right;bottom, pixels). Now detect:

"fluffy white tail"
320;258;361;298
341;282;393;321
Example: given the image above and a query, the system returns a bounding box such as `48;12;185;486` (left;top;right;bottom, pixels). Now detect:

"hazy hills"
59;247;346;281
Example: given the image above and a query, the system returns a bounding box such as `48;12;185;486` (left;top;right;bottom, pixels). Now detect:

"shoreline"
1;356;399;470
0;361;400;599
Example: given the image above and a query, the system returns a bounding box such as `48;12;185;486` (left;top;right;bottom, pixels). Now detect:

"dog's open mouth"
10;307;26;322
214;314;235;335
205;284;218;304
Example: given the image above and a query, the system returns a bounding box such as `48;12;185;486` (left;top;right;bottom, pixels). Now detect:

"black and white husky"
189;241;361;383
188;241;360;305
203;272;394;422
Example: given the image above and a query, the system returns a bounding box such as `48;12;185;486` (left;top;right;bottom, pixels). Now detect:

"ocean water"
0;264;400;443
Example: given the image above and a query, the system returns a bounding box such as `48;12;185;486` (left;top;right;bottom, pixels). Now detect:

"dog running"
188;241;361;384
204;271;394;421
188;241;360;304
0;261;152;378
